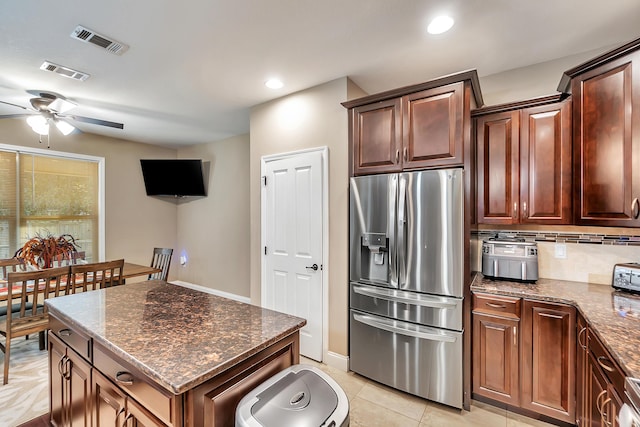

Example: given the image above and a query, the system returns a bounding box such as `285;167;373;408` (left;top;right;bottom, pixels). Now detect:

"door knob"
305;264;319;271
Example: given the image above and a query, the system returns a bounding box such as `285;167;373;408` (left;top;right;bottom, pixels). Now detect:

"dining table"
0;262;162;302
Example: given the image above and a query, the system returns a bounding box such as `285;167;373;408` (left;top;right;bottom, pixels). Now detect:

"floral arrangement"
14;232;79;269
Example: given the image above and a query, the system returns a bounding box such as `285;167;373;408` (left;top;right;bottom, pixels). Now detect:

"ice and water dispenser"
359;232;388;283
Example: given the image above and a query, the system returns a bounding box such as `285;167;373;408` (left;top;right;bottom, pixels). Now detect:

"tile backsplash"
471;229;640;285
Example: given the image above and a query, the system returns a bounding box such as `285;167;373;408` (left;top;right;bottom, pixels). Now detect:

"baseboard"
169;280;251;304
324;351;349;372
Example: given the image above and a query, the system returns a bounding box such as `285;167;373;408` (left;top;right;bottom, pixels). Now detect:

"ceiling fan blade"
0;100;28;110
67;115;124;129
0;113;34;119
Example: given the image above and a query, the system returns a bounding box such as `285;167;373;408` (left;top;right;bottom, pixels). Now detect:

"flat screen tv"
140;159;206;197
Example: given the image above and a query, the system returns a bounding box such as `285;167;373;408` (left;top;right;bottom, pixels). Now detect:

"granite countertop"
45;280;306;394
471;273;640;379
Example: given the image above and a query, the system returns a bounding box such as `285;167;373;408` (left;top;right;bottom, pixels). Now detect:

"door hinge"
264;246;267;255
262;176;267;186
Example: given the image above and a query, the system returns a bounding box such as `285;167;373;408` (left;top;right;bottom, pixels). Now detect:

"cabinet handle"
57;356;65;376
403;147;408;161
523;202;527;218
513;202;518;219
485;302;506;309
513;326;517;347
633;198;640;219
601;397;612;427
597;356;615;373
122;412;133;427
578;327;587;350
596;389;607;414
115;371;135;386
395;150;400;164
59;328;72;337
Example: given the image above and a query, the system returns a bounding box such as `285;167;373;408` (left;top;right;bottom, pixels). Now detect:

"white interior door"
262;150;324;361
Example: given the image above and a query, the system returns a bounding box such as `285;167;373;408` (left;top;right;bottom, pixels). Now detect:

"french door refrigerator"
349;168;464;408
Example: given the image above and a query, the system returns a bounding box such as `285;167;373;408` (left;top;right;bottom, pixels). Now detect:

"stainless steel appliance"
613;263;640;294
481;237;538;282
621;377;640;427
349;168;464;409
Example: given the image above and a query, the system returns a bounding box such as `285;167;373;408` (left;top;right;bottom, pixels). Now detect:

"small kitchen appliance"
612;263;640;295
482;237;538;282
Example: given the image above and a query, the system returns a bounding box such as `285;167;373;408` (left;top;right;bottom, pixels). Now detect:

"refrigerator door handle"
389;174;398;287
397;174;407;286
353;313;458;343
352;285;458;309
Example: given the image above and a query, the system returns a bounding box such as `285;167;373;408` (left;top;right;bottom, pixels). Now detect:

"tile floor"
300;357;555;427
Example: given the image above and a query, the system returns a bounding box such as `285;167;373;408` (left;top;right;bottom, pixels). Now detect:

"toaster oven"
482;238;538;282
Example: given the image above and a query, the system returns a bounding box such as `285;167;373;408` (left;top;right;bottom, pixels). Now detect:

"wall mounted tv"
140;159;207;197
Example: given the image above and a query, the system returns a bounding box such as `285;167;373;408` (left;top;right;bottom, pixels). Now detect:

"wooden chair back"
70;259;125;292
1;266;72;384
0;257;26;281
149;248;173;281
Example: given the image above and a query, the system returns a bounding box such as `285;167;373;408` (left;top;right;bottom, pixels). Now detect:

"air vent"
70;25;129;55
39;61;90;81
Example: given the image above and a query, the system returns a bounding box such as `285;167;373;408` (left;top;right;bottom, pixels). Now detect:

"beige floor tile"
350;396;421;427
356;382;427;421
506;410;556;426
421;400;507;427
299;357;367;401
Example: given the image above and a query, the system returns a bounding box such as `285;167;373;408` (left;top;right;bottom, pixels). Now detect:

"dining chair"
0;257;25;281
0;265;72;384
149;248;173;281
70;259;125;292
53;251;86;267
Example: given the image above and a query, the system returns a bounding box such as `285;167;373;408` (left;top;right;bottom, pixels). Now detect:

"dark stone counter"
46;280;306;394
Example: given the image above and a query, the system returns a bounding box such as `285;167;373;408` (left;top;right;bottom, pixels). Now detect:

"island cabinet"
343;70;483;175
46;281;306;427
471;293;576;424
473;95;572;225
559;37;640;226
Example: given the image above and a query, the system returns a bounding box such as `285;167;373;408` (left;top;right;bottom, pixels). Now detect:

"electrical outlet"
180;255;187;266
555;243;567;259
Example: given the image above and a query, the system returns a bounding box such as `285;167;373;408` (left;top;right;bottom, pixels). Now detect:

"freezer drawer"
349;309;463;409
350;283;463;331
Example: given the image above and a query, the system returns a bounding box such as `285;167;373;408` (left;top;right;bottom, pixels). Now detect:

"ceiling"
1;1;639;148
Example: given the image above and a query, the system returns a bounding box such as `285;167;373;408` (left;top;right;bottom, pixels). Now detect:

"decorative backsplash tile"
472;230;640;246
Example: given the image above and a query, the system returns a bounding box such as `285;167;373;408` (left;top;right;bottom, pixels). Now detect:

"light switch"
555;244;567;259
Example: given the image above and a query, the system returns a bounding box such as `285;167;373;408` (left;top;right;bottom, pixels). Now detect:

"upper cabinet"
343;70;483;176
474;96;572;225
559;37;640;226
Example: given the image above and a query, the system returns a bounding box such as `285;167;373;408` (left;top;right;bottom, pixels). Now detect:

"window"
0;145;104;261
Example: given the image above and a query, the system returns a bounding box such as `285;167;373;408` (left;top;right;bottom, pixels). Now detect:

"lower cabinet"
520;300;576;423
49;332;92;427
472;293;576;424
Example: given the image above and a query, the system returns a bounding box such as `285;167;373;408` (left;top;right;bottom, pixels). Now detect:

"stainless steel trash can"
235;364;349;427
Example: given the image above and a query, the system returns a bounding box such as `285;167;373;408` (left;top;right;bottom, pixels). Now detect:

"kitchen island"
45;280;306;427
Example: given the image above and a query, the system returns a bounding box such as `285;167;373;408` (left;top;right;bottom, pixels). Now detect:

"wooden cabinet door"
126;398;166;427
520;101;572;224
49;333;67;427
476;111;520;224
572;50;640;226
576;315;588;427
93;370;127;427
588;353;608;427
351;99;402;175
472;313;519;405
402;82;464;169
521;300;576;423
66;347;92;427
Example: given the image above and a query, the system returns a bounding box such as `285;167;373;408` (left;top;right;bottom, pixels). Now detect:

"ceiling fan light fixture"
27;115;47;128
48;97;77;114
55;120;75;135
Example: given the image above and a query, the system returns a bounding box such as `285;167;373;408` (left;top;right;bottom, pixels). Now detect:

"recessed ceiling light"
265;78;284;89
427;15;454;34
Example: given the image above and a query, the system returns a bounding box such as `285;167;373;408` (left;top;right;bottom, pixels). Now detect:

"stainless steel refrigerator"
349;168;464;408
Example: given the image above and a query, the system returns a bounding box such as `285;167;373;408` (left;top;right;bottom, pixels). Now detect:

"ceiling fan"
0;91;124;145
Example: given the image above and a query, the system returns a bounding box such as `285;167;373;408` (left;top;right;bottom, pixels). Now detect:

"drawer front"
472;293;521;319
93;344;174;426
49;315;92;362
588;329;626;392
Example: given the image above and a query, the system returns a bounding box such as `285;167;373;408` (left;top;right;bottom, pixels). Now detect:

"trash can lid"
251;369;338;427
